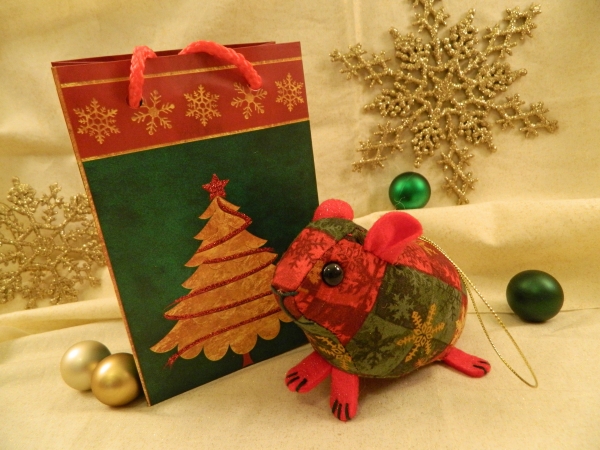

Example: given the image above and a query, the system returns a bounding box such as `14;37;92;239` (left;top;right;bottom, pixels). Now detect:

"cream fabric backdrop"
0;0;598;448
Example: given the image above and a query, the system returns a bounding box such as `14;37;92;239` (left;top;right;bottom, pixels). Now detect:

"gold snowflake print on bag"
331;0;557;204
231;83;267;119
131;90;175;135
73;98;120;144
184;85;221;126
275;73;305;112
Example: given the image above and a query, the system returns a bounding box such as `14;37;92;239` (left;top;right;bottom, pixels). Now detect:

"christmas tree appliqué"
331;0;557;204
151;175;291;367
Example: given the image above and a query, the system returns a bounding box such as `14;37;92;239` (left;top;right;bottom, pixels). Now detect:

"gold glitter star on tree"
331;0;557;204
0;178;106;308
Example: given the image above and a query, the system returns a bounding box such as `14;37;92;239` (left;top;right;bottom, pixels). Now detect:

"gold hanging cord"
419;236;538;388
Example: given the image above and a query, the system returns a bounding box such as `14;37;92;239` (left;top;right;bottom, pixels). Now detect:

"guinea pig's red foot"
441;346;491;378
285;351;332;393
330;368;359;422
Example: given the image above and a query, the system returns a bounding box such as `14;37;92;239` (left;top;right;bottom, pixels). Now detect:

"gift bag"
52;41;318;405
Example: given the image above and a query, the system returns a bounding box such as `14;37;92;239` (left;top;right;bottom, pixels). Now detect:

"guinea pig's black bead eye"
321;262;344;287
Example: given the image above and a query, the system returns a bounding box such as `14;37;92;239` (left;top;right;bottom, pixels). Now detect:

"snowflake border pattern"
331;0;557;204
184;85;221;126
73;98;120;144
131;90;175;135
231;83;268;119
275;73;305;112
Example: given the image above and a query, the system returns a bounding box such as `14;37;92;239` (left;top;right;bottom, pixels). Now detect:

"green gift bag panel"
83;121;317;404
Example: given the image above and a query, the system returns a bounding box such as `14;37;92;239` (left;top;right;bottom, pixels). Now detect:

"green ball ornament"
506;270;564;322
389;172;431;210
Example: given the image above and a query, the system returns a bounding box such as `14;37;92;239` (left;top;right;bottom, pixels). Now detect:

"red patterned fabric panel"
393;240;462;291
295;239;387;345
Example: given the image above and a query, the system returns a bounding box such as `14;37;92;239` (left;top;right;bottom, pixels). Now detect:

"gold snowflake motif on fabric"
396;303;445;362
309;335;355;372
454;316;466;341
231;83;267;119
416;238;438;256
73;98;120;144
275;73;305;112
331;0;557;204
184;85;221;126
131;90;175;135
0;179;106;309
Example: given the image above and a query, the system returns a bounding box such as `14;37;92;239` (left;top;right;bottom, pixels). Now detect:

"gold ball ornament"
60;340;111;391
91;353;141;406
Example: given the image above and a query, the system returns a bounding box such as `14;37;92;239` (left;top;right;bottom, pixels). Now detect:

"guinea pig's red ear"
312;199;354;221
364;212;423;264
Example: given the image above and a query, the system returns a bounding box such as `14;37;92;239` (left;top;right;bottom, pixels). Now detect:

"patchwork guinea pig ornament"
271;199;490;421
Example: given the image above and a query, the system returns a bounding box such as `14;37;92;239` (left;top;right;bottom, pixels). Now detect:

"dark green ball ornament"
506;270;564;322
389;172;431;210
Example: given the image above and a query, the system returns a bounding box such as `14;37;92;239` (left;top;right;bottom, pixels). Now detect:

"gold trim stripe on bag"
60;57;303;88
78;118;310;162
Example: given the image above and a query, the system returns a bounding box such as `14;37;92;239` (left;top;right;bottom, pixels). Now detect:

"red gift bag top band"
129;41;264;109
52;42;310;161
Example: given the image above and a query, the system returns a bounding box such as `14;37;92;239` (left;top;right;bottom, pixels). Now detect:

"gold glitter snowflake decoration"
73;98;120;144
131;90;175;135
275;73;305;112
0;179;106;309
231;83;267;119
184;85;221;126
331;0;557;204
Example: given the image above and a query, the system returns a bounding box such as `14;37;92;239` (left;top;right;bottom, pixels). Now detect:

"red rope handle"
128;41;262;109
128;46;157;108
179;41;262;89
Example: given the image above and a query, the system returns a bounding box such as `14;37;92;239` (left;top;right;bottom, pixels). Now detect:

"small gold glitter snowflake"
131;90;175;135
73;98;120;144
0;178;106;309
231;83;267;119
331;0;558;204
396;303;445;362
184;85;221;126
275;73;305;112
